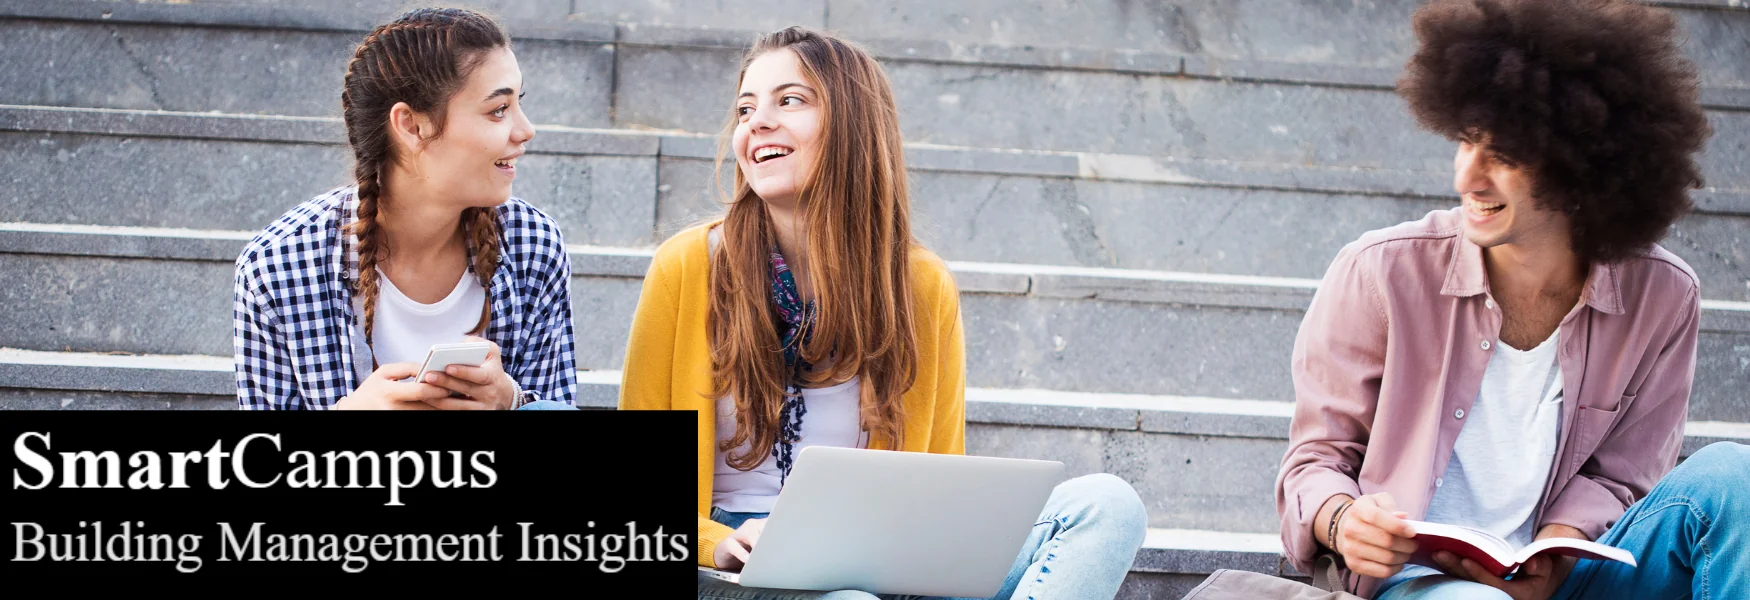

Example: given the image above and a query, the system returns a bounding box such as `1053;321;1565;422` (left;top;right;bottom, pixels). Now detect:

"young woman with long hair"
234;7;576;410
619;26;1147;600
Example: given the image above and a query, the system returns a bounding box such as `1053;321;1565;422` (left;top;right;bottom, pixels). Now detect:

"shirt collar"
1440;231;1624;315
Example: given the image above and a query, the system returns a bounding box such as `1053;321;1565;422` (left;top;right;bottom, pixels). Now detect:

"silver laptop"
699;446;1067;597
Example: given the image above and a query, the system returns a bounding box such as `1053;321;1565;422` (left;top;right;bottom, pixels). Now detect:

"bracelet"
1329;498;1355;553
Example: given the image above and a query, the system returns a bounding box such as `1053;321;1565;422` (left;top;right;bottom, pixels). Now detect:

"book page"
1514;537;1638;567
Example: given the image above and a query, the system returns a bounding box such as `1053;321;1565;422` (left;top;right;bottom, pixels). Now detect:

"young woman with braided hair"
617;26;1146;600
233;7;577;410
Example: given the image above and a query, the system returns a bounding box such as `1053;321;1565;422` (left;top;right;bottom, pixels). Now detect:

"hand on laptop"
713;518;766;571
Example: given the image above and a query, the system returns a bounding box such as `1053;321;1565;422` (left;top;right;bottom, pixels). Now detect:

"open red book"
1402;520;1637;578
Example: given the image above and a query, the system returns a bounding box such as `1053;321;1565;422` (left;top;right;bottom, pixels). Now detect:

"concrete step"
1124;528;1305;600
5;224;1749;423
3;0;1748;175
53;0;1750;101
5;348;1746;537
4;104;1748;302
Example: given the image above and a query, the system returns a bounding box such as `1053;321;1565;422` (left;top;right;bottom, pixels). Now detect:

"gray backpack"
1179;556;1365;600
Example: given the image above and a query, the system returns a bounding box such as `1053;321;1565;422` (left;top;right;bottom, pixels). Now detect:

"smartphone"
403;341;493;384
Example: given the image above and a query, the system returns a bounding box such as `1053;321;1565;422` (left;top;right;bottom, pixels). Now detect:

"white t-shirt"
712;376;868;513
1423;327;1565;548
369;267;488;366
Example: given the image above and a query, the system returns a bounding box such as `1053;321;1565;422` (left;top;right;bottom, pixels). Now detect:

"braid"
338;7;509;359
342;25;390;356
464;206;502;336
349;172;386;353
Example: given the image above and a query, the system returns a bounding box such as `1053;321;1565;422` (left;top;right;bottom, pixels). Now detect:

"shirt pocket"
1571;395;1629;457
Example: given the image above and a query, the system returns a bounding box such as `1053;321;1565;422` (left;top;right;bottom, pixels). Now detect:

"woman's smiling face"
732;48;822;209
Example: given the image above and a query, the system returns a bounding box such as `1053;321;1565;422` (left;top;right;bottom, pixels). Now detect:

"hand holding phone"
336;362;450;410
414;338;518;410
408;341;494;385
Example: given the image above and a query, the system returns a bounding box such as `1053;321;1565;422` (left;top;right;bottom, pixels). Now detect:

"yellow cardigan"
617;223;967;568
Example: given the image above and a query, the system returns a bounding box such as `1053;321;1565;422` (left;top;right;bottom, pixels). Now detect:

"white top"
370;267;488;366
713;376;868;513
1423;327;1565;548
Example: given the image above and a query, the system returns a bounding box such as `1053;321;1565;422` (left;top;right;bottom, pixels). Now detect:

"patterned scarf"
768;246;814;484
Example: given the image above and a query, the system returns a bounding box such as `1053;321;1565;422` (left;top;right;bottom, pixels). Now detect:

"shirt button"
1481;340;1492;350
1436;477;1444;487
1485;299;1495;310
1455;408;1466;419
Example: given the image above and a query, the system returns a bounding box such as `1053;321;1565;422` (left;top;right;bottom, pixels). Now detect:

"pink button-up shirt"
1275;208;1701;597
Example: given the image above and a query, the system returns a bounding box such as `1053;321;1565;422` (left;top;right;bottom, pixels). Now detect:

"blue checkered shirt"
233;187;578;409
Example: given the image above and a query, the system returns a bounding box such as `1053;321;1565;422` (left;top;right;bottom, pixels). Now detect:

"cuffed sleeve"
697;515;735;569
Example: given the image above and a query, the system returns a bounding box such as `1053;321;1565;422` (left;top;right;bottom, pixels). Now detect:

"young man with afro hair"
1274;0;1746;599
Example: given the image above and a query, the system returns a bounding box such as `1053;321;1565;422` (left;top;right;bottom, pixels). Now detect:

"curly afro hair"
1397;0;1712;263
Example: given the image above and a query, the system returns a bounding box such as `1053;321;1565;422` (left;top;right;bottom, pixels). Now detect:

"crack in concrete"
108;27;167;110
967;175;1006;240
1043;181;1116;267
1185;195;1243;267
1160;90;1208;149
1112;0;1202;54
939;68;1005;86
1161;4;1203;54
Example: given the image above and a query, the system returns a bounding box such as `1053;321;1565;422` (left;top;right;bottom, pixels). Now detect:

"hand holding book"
1433;552;1563;600
1402;520;1636;578
1323;493;1421;580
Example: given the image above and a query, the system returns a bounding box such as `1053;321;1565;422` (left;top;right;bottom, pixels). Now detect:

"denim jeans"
516;399;577;410
696;473;1148;600
1375;442;1750;600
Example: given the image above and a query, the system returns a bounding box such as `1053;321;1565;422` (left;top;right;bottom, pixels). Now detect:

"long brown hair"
341;7;507;351
711;27;918;469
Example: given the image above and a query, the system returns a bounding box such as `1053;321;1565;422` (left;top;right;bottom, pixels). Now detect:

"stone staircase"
3;1;1747;597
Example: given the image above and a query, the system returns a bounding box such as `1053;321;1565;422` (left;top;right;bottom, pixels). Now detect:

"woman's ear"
387;101;431;155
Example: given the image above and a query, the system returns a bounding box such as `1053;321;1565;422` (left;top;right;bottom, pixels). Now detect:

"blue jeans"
516;399;577;410
696;473;1148;600
1375;442;1750;600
